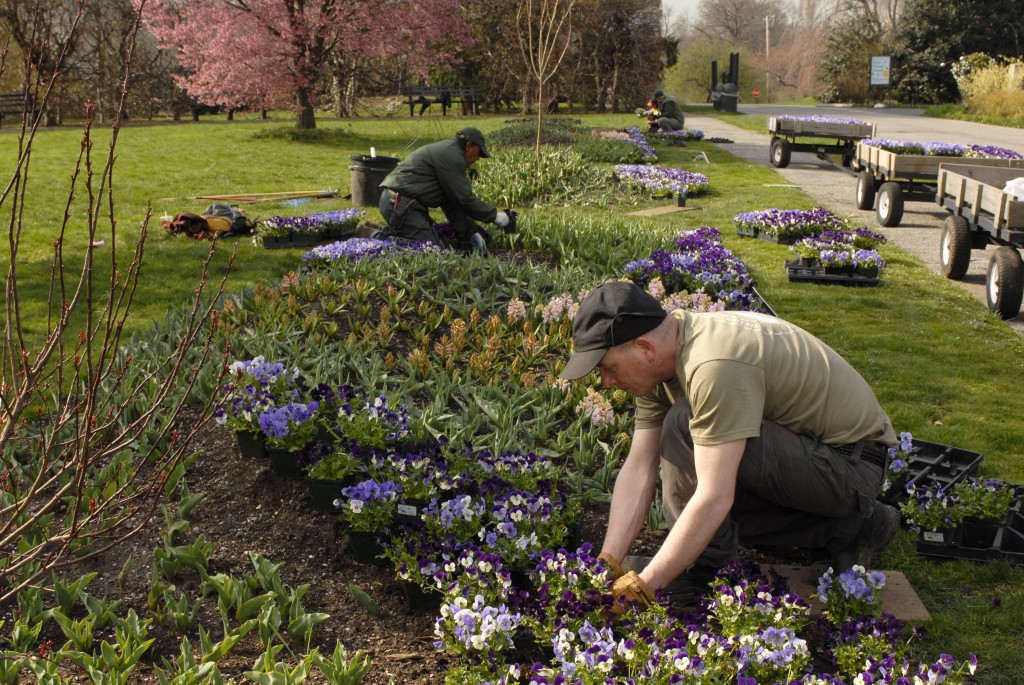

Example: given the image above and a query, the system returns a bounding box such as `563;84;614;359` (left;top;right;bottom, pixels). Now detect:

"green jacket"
659;96;683;121
380;139;497;223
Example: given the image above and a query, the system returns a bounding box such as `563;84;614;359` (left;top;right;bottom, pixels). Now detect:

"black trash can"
719;84;738;113
711;87;722;112
349;155;399;207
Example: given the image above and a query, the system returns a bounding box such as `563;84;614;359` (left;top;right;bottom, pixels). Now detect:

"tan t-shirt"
636;310;897;447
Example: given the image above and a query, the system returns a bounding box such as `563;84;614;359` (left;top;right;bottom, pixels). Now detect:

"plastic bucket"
348;155;399;207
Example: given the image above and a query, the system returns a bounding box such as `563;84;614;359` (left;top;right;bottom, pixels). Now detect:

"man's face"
465;142;481;165
596;341;658;397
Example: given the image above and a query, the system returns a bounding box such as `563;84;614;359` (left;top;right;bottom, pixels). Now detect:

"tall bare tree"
516;0;575;156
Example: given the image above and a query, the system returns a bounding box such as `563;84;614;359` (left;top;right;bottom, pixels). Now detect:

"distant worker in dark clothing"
372;127;511;255
638;89;684;132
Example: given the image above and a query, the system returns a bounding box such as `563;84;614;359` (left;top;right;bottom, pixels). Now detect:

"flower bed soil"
64;412;821;683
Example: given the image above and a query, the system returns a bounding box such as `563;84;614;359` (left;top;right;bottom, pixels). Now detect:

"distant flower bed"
615;163;708;198
734;206;845;239
861;138;1024;159
776;114;871;126
255;207;365;245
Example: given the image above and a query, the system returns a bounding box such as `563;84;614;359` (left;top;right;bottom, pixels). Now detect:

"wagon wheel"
986;247;1024;319
876;182;904;227
855;171;876;210
939;215;972;280
771;138;791;168
769;136;779;163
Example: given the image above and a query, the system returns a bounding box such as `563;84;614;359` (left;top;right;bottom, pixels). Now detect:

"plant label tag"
397;503;418;517
922;531;947;543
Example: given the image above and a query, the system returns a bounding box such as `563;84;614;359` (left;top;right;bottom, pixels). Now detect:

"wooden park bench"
400;85;481;117
0;92;31;127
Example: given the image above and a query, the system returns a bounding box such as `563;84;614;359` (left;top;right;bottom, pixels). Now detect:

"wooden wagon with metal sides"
767;116;875;169
852;143;1024;228
936;163;1024;319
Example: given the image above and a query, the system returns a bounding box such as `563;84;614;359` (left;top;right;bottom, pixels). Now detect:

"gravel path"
686;108;1024;336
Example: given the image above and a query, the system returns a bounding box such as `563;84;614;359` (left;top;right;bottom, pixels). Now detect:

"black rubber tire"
939;215;972;280
771;138;791;168
876;182;904;227
769;136;779;163
855;171;876;210
986;247;1024;319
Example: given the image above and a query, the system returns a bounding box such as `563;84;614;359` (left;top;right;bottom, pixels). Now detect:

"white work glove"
494;211;511;228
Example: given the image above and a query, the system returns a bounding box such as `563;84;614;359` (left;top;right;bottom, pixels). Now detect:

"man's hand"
597;551;623;579
494;211;511;228
609;571;655;615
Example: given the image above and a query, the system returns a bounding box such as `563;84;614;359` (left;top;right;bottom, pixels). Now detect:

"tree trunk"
295;86;317;129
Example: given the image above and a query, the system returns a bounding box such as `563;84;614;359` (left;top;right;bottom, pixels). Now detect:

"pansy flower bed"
860;138;1024;160
734;206;846;242
614;163;709;199
624;125;657;160
204;229;984;684
254;207;366;247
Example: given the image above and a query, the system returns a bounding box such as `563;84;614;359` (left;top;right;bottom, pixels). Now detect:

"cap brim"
479;146;491;158
559;347;608;380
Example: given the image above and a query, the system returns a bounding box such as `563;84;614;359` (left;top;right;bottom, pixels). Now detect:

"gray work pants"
659;400;886;568
657;116;683;132
378;191;484;246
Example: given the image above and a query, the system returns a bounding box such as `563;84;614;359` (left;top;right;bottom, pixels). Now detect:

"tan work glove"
597;551;624;579
609;570;656;615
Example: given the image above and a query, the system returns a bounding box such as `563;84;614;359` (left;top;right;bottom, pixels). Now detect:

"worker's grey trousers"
659;399;887;568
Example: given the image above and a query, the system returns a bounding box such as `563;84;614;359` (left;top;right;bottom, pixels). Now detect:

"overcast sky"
663;0;696;23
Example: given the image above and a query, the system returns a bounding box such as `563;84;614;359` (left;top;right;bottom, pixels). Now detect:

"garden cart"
852;142;1024;228
936;163;1024;319
767;116;875;169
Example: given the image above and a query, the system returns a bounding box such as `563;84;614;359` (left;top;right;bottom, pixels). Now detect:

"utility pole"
765;14;774;58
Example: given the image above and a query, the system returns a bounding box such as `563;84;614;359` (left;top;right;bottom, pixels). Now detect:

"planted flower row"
648;128;706;141
861;138;1024;160
624;125;657;160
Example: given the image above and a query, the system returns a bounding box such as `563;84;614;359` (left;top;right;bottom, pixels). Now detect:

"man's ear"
632;335;657;361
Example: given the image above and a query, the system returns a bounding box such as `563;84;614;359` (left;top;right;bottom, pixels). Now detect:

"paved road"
687;105;1024;334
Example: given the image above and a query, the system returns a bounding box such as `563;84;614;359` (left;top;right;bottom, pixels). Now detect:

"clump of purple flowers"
734;206;846;239
624;226;763;312
214;356;302;434
338;478;401;532
615;163;709;197
816;565;887;622
624;125;657;159
650;128;705;141
259;207;365;237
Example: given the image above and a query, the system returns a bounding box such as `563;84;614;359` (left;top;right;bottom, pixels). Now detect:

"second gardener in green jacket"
374;127;511;255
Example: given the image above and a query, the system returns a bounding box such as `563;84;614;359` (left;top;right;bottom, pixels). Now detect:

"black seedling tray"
880;439;983;506
917;505;1024;564
785;259;880;286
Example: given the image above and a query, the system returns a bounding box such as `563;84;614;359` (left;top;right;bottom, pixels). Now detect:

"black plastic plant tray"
916;508;1024;564
880;439;983;506
785;260;880;287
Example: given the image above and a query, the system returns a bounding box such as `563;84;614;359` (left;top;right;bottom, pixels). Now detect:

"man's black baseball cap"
560;281;666;380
